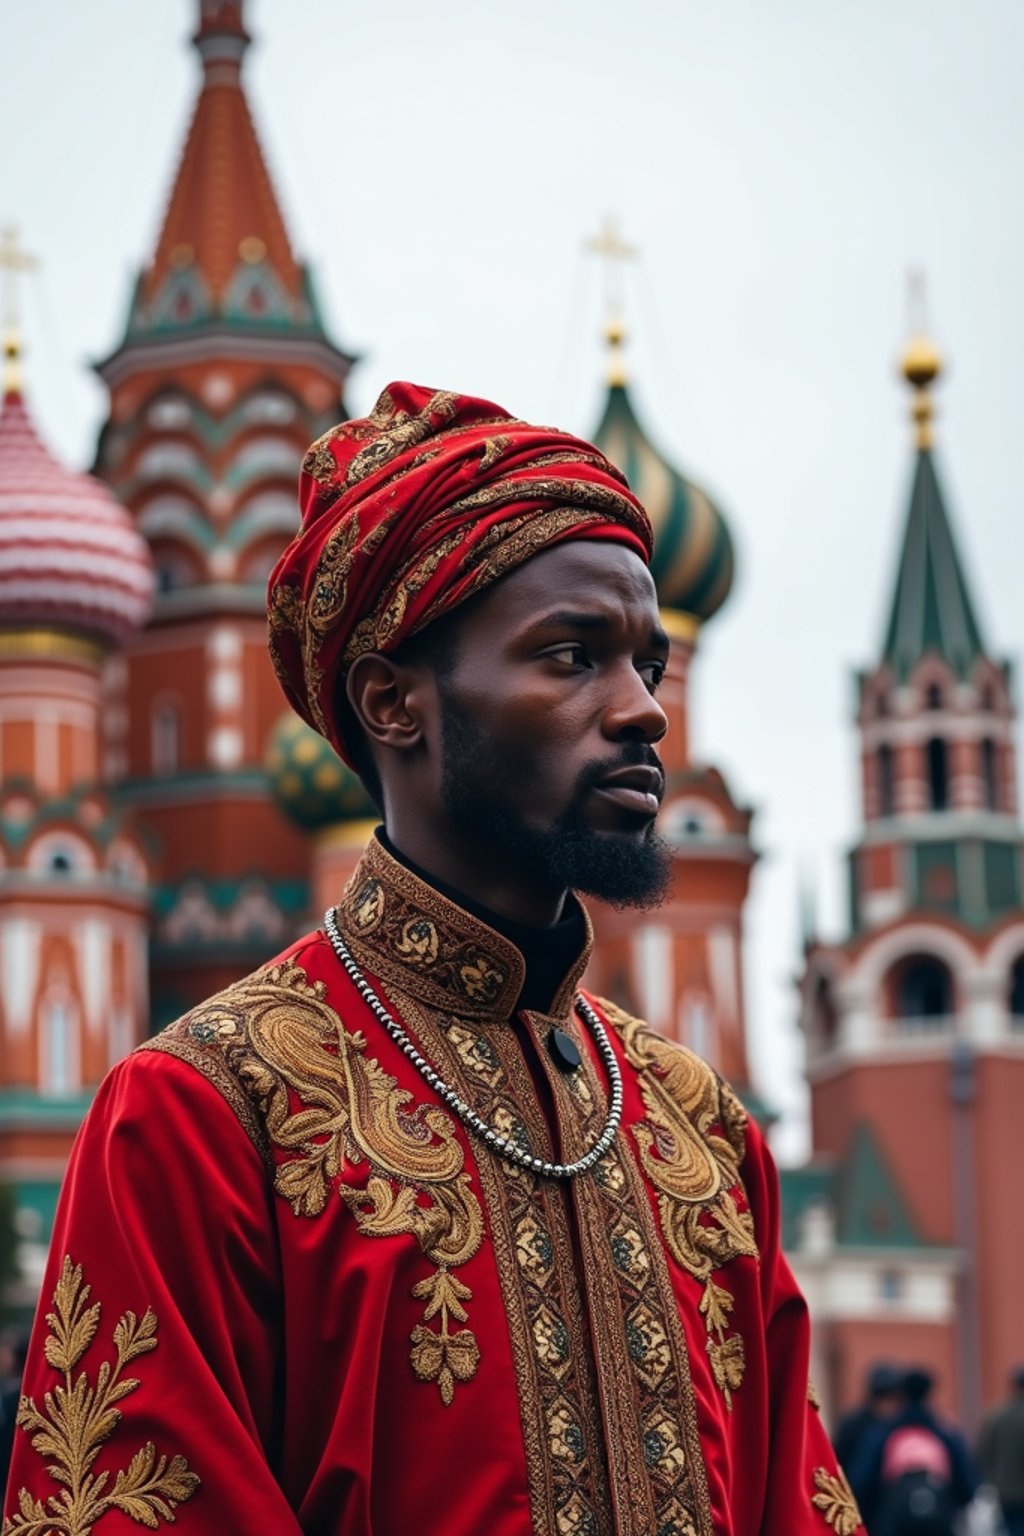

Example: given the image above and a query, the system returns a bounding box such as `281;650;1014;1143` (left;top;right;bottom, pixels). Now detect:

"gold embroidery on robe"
599;997;758;1408
391;991;615;1535
808;1378;822;1410
812;1467;863;1534
3;1257;199;1535
142;958;485;1406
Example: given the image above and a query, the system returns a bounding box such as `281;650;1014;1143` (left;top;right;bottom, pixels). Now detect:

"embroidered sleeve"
812;1468;863;1534
4;1258;198;1534
3;1050;306;1533
145;958;485;1407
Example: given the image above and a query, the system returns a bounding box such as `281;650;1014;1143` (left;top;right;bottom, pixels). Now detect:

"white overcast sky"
3;0;1023;1158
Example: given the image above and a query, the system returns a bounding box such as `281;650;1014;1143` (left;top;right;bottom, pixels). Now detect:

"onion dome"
266;710;375;830
0;381;154;645
591;324;734;623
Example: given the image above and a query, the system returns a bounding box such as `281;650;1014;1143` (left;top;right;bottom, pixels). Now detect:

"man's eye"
546;644;589;668
640;661;666;691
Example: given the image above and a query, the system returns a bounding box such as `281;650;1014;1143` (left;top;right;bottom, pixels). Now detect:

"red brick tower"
794;325;1024;1427
583;316;758;1099
91;0;356;1027
0;298;155;1303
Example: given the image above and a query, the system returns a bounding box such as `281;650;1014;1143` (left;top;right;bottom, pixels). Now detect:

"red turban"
268;382;653;765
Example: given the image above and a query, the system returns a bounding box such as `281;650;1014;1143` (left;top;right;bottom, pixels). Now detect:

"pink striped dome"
0;388;154;645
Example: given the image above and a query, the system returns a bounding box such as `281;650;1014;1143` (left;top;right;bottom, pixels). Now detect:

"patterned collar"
332;836;593;1023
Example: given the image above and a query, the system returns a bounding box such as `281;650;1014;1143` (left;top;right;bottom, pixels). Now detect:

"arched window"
152;700;181;777
890;954;954;1023
242;391;297;426
137;442;202;482
980;684;996;712
980;738;999;811
877;744;895;817
876;693;889;718
147;396;191;431
814;976;838;1048
44;998;77;1096
682;997;710;1059
926;738;949;810
1009;956;1024;1019
926;683;944;710
151;541;201;593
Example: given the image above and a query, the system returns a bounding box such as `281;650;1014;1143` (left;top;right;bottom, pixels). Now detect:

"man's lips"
591;765;664;817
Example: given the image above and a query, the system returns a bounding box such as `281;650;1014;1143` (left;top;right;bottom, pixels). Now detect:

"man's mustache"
574;743;666;803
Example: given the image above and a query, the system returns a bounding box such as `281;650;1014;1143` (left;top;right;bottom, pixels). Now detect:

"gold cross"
0;226;38;331
0;226;38;391
906;267;928;336
587;216;637;318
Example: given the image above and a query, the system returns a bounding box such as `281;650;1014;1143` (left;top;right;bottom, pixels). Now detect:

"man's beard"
438;694;671;910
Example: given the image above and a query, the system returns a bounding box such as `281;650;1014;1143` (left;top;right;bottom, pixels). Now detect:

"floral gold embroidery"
706;1330;745;1407
337;844;520;1018
145;957;484;1406
812;1467;862;1534
396;994;614;1532
395;917;439;965
351;877;385;932
409;1271;480;1406
459;956;504;1003
477;435;511;473
808;1378;822;1410
4;1257;199;1535
344;390;460;487
600;997;758;1409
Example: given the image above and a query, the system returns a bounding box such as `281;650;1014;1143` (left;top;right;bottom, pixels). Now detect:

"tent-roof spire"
139;0;305;320
881;286;987;680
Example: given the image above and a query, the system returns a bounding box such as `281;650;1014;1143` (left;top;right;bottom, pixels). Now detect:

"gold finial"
900;269;943;450
239;235;266;264
587;216;637;386
0;225;39;395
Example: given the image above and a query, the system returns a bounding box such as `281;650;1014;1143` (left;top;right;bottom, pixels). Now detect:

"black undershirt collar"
376;829;586;1014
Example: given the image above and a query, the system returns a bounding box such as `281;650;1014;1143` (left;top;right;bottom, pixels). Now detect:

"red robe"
3;839;862;1536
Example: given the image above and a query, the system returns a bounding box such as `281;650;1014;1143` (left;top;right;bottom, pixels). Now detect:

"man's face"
429;540;671;908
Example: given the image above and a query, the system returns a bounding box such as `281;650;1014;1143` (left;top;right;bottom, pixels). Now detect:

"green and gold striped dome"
265;710;376;830
592;381;734;622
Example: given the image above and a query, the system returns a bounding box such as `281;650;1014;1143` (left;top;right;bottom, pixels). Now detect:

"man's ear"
345;652;430;756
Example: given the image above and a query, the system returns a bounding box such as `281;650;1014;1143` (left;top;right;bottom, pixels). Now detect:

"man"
977;1366;1024;1535
833;1362;901;1481
850;1368;974;1535
3;384;860;1535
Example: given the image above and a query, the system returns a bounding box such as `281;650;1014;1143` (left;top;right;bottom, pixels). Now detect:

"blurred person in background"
850;1367;976;1535
976;1366;1024;1536
834;1362;903;1480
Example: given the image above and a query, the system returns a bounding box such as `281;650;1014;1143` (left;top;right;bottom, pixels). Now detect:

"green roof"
835;1123;925;1248
881;448;987;681
779;1162;835;1252
779;1124;931;1253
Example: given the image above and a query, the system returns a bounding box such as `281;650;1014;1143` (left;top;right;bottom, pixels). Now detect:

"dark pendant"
548;1027;582;1073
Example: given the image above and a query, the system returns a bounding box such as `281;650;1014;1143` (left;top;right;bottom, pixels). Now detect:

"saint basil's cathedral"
0;0;1020;1429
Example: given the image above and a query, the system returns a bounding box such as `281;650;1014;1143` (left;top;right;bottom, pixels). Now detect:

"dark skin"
346;540;670;926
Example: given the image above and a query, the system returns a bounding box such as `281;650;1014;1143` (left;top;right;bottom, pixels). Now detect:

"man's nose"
602;666;668;744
